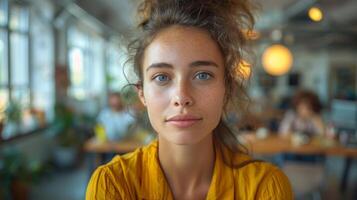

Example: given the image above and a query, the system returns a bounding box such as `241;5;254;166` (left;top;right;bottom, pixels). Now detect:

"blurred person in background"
278;89;326;164
279;89;325;137
97;92;135;141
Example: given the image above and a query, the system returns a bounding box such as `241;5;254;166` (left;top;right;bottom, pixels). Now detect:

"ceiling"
62;0;357;49
75;0;140;37
257;0;357;49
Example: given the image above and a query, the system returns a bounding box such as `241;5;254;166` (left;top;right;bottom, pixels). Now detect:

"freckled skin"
138;25;226;145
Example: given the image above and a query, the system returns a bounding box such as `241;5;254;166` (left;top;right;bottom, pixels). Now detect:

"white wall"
293;48;329;104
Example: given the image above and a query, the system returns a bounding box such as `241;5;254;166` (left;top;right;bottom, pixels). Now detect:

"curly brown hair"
292;90;323;114
127;0;257;155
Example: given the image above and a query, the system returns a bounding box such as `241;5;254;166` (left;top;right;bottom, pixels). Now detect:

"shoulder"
111;140;157;172
97;108;110;117
254;162;293;199
95;140;157;176
232;154;293;199
86;141;157;200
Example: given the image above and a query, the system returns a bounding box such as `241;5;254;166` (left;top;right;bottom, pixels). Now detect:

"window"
9;4;28;32
67;24;106;104
0;89;8;121
106;42;129;92
0;0;8;26
0;30;7;88
0;2;31;139
0;0;55;140
31;4;55;122
68;47;85;99
0;0;8;115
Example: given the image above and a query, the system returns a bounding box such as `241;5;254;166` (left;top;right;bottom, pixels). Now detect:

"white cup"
256;127;269;139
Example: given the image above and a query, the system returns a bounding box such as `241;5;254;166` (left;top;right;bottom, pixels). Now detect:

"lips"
165;114;202;128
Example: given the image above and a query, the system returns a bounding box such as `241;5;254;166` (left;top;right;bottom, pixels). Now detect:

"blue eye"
154;74;169;82
195;72;212;80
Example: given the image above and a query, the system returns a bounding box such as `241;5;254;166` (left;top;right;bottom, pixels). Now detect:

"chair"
283;160;326;200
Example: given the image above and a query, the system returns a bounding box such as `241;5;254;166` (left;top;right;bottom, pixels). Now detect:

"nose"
172;81;194;107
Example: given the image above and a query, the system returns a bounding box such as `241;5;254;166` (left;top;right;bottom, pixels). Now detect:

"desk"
242;134;357;157
83;137;144;176
83;135;357;161
242;133;357;193
83;137;143;154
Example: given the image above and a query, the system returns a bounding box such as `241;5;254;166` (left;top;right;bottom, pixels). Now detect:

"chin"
160;129;212;146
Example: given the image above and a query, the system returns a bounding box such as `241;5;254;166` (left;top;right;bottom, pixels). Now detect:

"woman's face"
297;101;314;119
138;25;226;145
109;95;123;111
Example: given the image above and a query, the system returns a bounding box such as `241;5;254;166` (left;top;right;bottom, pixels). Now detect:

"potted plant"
0;148;45;200
2;101;22;139
52;103;81;168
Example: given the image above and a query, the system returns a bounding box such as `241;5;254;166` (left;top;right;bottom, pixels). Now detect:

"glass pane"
9;4;29;32
0;89;15;140
69;47;85;99
107;44;128;92
12;87;30;109
67;25;87;48
69;47;84;86
91;37;105;93
31;14;55;122
67;26;107;102
0;29;7;85
10;32;28;86
0;0;8;26
2;88;28;138
0;88;8;116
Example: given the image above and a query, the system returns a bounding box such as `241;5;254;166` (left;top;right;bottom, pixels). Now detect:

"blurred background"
0;0;356;199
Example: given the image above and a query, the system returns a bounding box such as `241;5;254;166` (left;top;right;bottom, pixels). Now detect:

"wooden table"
83;137;144;171
83;137;143;154
242;134;357;157
83;134;357;158
241;133;357;193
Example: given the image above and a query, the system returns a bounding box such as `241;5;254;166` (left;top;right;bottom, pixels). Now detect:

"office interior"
0;0;356;199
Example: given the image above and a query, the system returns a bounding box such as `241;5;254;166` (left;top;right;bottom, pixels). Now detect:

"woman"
279;89;325;137
278;89;325;163
86;0;292;199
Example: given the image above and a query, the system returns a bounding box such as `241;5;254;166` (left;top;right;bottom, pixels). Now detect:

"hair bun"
137;0;256;31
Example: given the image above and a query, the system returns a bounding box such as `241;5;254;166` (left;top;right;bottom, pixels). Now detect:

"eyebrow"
190;60;219;68
146;60;219;72
146;63;173;72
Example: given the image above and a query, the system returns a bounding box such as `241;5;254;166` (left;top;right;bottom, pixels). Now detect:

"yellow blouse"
86;141;293;199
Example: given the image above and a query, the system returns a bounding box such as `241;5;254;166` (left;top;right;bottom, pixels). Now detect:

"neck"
158;135;215;198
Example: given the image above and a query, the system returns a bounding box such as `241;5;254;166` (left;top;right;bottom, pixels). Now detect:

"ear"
135;83;146;106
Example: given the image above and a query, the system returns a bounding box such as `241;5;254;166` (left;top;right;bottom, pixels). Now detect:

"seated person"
278;89;325;162
279;89;325;137
97;92;135;141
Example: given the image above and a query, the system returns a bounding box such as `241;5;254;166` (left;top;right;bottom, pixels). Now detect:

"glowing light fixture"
308;7;323;22
243;30;260;40
236;60;251;79
262;44;293;76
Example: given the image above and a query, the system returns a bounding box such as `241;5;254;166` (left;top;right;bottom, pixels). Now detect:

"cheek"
298;106;308;116
143;85;170;121
197;83;226;115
